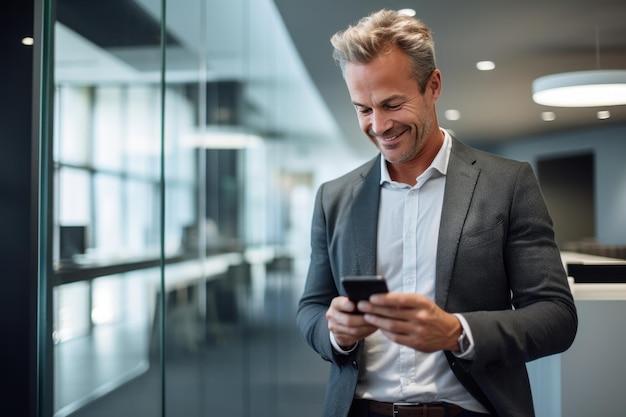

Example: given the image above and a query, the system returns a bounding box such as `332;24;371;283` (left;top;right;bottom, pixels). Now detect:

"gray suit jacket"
297;138;577;417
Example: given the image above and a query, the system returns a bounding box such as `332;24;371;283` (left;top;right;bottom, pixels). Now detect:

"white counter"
529;256;626;417
571;283;626;300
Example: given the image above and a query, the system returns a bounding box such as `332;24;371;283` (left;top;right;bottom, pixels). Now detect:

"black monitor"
59;225;87;262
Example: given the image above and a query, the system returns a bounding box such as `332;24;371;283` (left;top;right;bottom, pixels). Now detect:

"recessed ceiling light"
22;37;34;46
445;109;461;121
398;9;416;17
476;61;496;71
541;112;556;122
597;110;611;120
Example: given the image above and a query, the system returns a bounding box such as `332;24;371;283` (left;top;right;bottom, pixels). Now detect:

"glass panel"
162;0;209;414
45;0;334;416
51;0;166;414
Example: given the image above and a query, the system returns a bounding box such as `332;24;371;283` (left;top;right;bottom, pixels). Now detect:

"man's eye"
386;104;401;110
356;107;371;115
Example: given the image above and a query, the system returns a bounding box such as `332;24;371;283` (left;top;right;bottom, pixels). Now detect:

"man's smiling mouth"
378;129;407;143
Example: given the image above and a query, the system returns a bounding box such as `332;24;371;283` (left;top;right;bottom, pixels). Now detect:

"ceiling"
273;0;626;155
54;0;626;160
55;0;353;163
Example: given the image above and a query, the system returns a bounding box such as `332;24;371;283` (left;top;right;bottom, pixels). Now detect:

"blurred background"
2;0;626;416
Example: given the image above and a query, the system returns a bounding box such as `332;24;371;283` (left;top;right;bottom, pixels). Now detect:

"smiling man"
345;42;442;183
296;9;577;417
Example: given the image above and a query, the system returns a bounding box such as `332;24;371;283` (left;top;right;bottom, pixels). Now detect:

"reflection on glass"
53;272;153;416
52;0;169;412
47;0;330;416
53;281;90;343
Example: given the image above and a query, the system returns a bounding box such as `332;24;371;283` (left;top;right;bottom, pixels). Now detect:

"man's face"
344;46;441;165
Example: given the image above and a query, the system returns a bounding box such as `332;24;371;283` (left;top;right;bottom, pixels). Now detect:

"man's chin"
381;150;413;164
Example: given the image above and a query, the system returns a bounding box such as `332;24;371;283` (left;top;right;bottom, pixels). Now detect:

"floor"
54;265;329;417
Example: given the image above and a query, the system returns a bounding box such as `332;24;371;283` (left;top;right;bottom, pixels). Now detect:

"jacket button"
351;360;358;370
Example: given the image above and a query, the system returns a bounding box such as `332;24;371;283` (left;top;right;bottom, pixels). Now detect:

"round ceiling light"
532;70;626;107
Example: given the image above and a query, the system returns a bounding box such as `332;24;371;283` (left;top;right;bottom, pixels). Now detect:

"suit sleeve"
296;184;353;365
460;162;577;372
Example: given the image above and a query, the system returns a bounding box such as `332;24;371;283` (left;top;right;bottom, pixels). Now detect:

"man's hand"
357;292;462;352
326;296;378;349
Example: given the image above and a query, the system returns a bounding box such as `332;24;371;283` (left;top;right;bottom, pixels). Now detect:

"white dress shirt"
331;130;487;413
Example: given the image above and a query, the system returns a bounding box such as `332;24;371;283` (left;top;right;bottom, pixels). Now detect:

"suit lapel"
435;140;480;307
350;156;381;275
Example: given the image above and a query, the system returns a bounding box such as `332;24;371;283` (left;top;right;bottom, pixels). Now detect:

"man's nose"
370;110;392;136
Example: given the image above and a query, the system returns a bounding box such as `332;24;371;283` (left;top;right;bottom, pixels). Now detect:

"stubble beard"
383;117;433;164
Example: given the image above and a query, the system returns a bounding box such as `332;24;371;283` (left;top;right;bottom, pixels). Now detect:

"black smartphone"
341;275;389;304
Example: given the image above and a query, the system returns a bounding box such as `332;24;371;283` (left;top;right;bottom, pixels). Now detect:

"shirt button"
401;377;411;386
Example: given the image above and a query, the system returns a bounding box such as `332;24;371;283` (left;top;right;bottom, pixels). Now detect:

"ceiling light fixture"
183;127;262;149
398;9;416;17
445;109;461;121
597;110;611;120
476;61;495;71
541;111;556;122
533;70;626;107
532;28;626;107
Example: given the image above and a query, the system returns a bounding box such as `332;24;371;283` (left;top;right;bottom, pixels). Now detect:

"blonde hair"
331;9;436;92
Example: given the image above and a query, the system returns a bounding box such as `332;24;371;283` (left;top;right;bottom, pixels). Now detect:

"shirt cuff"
330;331;358;355
453;313;476;360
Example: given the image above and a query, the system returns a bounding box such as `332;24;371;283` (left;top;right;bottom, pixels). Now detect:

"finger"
357;301;414;320
328;303;372;328
329;317;378;344
369;292;432;308
331;296;358;314
362;313;412;334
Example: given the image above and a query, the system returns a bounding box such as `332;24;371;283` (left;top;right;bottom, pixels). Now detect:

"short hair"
331;9;437;92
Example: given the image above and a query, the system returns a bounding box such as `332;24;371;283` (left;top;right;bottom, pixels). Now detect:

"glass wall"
40;0;341;416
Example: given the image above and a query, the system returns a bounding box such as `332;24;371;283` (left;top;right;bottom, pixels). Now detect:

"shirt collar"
380;128;452;185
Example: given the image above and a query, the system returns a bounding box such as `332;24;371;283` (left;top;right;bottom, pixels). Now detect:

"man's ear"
428;69;442;101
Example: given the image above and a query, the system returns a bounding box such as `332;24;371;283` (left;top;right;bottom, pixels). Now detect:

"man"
296;9;577;417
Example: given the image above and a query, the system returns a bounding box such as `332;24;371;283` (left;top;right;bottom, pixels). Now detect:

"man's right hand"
326;296;379;349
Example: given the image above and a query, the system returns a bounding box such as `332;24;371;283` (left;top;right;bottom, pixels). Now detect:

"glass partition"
51;0;167;413
42;0;332;416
